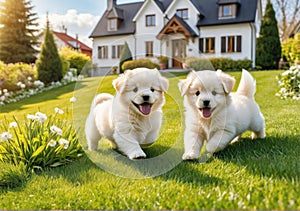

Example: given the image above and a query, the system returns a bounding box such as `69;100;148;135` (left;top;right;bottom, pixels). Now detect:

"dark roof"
197;0;258;26
153;0;173;12
90;0;259;38
90;2;143;38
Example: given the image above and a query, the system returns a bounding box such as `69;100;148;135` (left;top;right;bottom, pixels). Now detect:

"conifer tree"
119;42;133;73
0;0;39;63
36;16;62;84
256;0;281;70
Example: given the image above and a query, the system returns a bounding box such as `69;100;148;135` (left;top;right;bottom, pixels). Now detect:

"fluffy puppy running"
85;68;169;160
178;69;265;160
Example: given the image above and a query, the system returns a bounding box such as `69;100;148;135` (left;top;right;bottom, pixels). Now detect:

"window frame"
199;37;215;54
146;14;156;27
221;35;242;53
108;18;117;31
98;46;108;59
176;8;189;20
218;4;237;19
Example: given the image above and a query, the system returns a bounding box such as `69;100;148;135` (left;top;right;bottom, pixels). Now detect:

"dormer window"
176;8;188;20
219;4;236;18
217;0;240;19
108;18;117;31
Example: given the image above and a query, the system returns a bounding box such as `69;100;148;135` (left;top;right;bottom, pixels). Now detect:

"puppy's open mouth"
199;107;215;118
133;102;152;115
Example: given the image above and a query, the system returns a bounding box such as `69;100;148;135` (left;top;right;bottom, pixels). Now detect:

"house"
90;0;262;73
53;31;92;57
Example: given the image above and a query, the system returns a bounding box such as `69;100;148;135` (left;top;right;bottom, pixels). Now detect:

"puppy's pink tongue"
139;103;151;115
202;108;212;118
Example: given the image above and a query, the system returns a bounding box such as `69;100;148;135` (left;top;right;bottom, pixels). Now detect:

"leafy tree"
119;42;133;73
36;17;62;84
0;0;39;63
256;0;282;70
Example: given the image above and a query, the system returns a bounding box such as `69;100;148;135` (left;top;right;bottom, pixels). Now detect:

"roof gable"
90;2;143;38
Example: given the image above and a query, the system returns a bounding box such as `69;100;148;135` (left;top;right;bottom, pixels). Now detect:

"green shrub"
0;109;83;172
119;42;133;73
122;59;160;71
60;55;70;76
59;47;90;75
185;57;252;72
0;62;37;91
276;65;300;100
36;21;62;84
0;162;28;188
282;34;300;66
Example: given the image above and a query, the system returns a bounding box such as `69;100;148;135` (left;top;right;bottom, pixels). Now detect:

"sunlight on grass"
0;70;299;210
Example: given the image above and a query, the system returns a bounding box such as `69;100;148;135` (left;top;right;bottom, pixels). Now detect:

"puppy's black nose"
143;95;150;102
203;100;210;107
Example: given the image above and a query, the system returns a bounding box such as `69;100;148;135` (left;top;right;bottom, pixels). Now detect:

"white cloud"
38;9;100;47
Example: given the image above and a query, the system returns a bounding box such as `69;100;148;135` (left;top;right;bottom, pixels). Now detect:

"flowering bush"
0;69;82;105
276;65;300;100
0;107;83;172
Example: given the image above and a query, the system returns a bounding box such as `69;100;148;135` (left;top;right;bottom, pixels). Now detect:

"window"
199;37;215;53
146;15;155;26
112;45;123;59
145;41;153;57
98;46;108;59
108;19;117;31
219;4;237;19
176;8;188;19
221;35;242;53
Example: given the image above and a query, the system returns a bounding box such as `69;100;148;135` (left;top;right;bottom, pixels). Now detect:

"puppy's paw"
128;150;146;160
182;151;199;160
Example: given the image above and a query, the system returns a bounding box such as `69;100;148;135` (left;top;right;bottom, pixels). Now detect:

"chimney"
107;0;117;10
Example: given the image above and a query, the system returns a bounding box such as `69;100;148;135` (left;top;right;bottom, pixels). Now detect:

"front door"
172;39;186;68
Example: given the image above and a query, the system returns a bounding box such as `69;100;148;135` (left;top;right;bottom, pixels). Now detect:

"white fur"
85;68;169;160
178;69;265;160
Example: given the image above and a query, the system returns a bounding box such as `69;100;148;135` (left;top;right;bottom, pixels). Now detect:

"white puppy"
85;68;169;159
178;69;265;160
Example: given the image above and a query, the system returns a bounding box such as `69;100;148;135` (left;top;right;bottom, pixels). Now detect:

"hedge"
122;59;160;71
185;57;252;72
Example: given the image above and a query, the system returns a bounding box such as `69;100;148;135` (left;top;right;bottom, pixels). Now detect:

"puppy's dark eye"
150;87;155;92
195;91;200;96
133;87;138;93
212;90;217;96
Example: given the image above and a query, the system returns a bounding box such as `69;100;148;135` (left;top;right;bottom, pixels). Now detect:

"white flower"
54;107;64;115
48;139;57;147
50;125;62;136
27;76;32;81
27;114;38;121
33;80;44;88
58;138;69;149
35;112;47;123
3;89;8;93
0;131;12;142
20;84;26;89
9;122;18;128
70;97;76;103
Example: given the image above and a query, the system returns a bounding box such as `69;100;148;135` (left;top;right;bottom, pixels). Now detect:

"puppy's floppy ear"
159;76;169;93
178;70;196;96
216;69;236;94
112;73;126;93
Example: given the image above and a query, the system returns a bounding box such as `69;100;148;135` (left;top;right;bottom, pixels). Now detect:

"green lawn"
0;70;300;210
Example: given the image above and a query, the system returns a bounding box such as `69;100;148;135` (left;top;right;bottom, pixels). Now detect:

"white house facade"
90;0;262;73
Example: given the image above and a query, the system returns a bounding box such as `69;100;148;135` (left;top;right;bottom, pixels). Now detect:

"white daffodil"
35;112;47;123
27;114;38;121
9;122;18;128
70;97;77;103
50;125;63;136
54;107;64;115
0;131;12;142
48;139;57;147
58;138;69;149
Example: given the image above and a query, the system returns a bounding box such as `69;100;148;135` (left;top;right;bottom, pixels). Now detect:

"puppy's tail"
91;93;113;109
236;69;256;98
